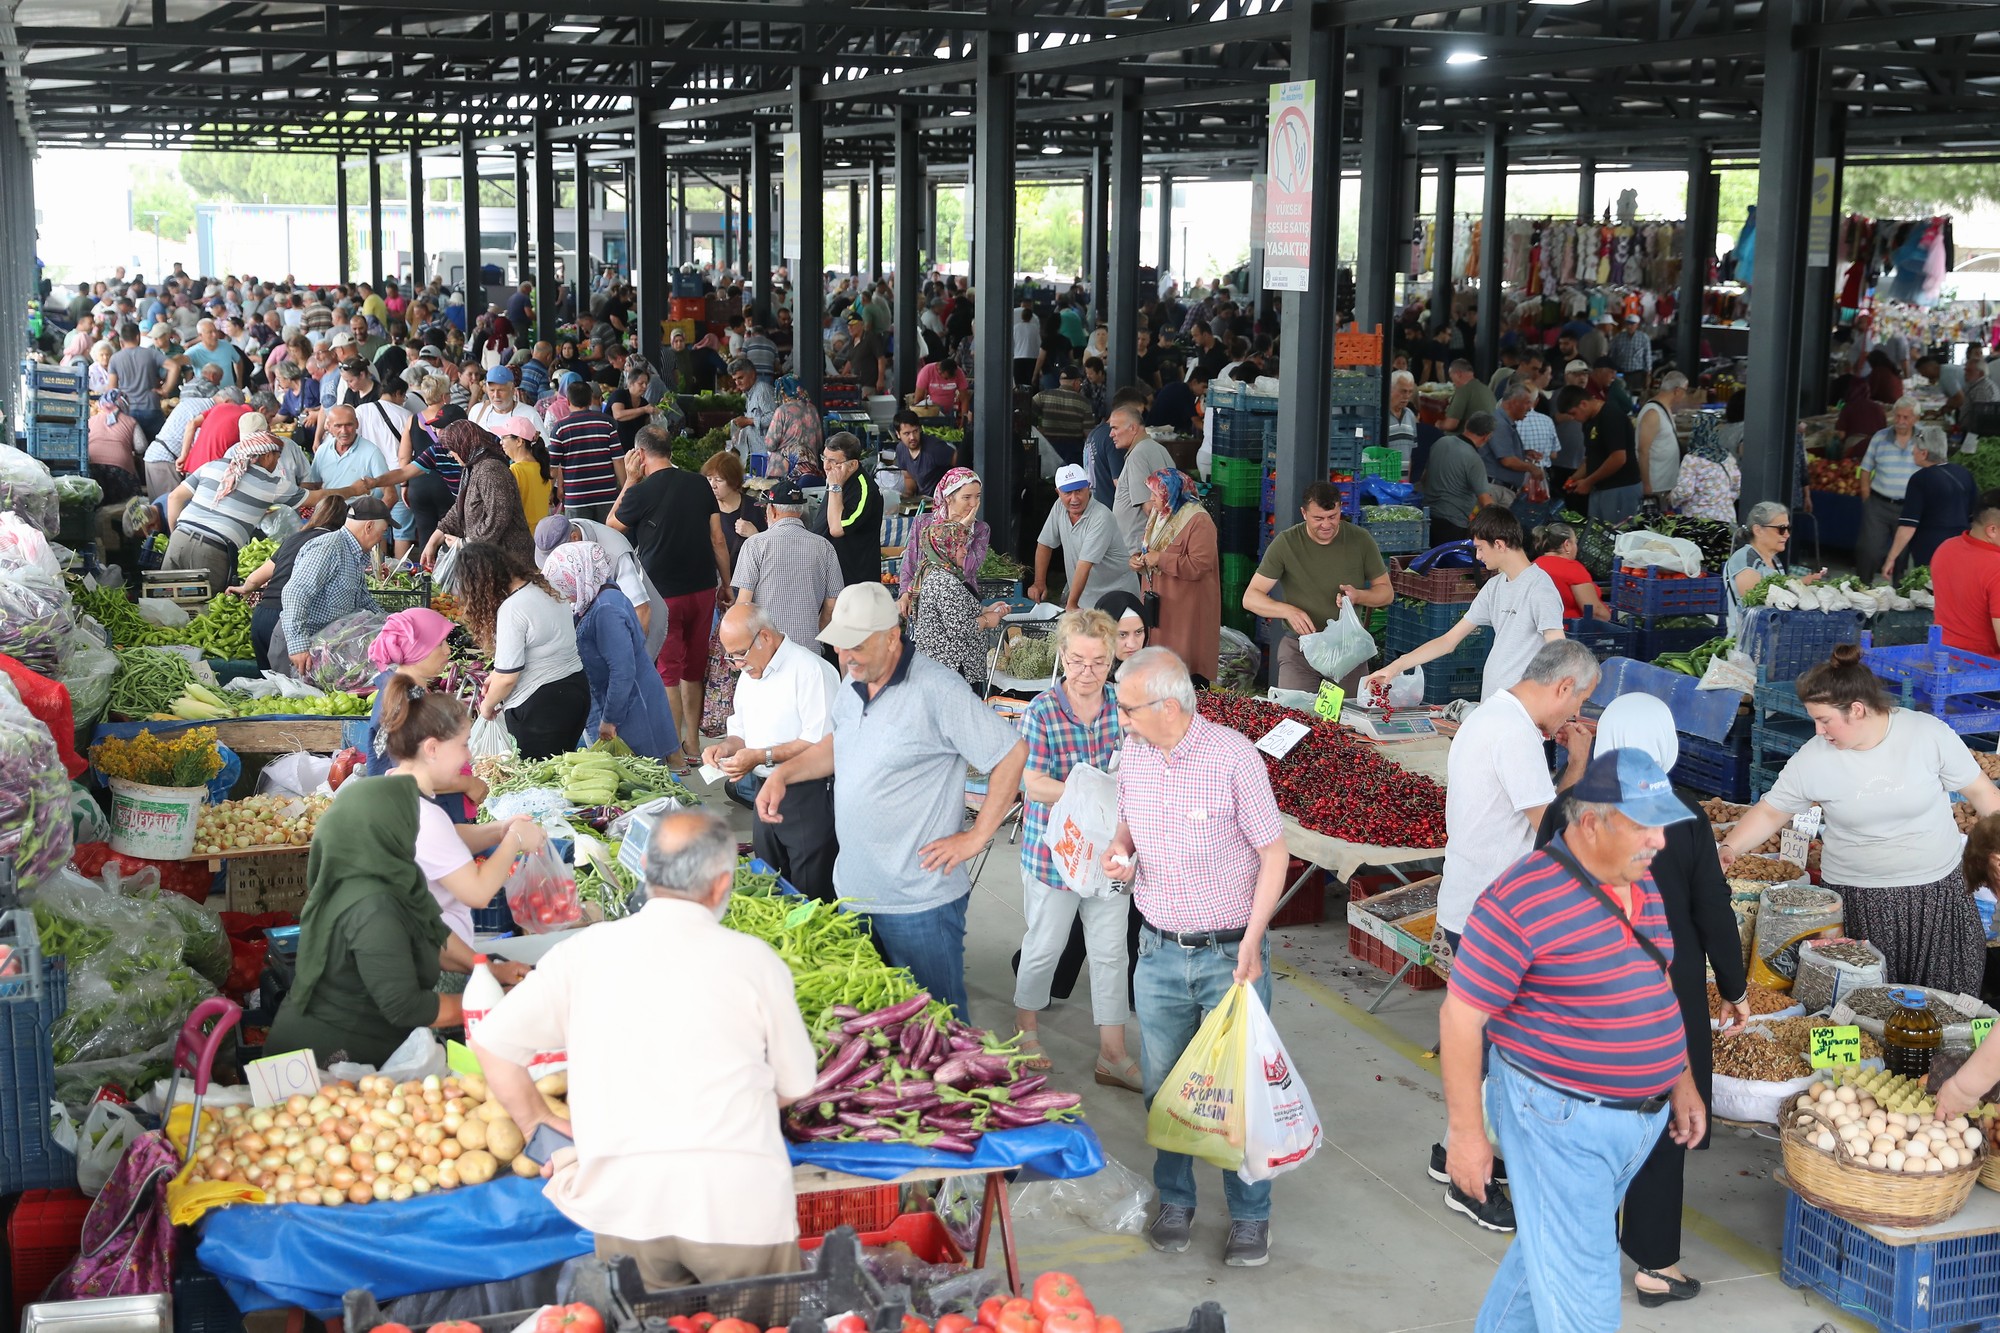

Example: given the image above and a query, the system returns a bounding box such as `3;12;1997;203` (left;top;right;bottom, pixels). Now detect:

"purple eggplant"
841;992;933;1035
837;1112;879;1130
1014;1090;1084;1112
947;1035;982;1054
928;1132;982;1153
1008;1075;1047;1098
788;1121;846;1141
828;1004;861;1020
931;1054;976;1087
857;1126;901;1142
807;1036;870;1096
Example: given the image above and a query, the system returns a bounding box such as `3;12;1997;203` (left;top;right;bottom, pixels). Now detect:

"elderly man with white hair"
184;317;241;389
1386;369;1419;473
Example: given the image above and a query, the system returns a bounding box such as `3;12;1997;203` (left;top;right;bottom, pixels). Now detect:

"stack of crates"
1609;566;1725;661
16;361;87;472
1211;387;1279;635
1327;325;1385;479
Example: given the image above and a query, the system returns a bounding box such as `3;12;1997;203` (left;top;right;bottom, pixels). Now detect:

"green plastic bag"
1145;983;1250;1170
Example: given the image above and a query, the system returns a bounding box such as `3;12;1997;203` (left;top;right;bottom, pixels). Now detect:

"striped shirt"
518;358;552;403
1117;713;1284;933
1448;840;1686;1100
179;460;307;549
1860;428;1922;501
1019;683;1123;888
550;410;624;505
281;528;374;652
413;440;465;496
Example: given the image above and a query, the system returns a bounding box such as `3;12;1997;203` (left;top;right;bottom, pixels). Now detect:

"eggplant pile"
785;992;1083;1153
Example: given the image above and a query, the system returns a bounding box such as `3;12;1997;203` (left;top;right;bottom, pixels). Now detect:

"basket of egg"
1781;1073;1986;1228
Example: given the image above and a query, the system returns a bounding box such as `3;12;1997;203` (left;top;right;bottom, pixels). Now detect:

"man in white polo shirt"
702;602;841;902
1030;464;1140;611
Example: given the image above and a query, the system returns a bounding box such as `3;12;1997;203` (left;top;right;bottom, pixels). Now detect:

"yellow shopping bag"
1145;983;1250;1170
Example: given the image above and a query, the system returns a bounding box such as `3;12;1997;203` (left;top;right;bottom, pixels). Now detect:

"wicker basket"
1979;1150;2000;1194
1780;1103;1983;1228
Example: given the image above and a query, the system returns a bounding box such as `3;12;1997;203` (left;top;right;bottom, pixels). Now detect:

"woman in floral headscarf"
909;510;1011;688
543;541;680;760
424;419;535;571
87;389;146;479
899;466;991;612
1132;467;1220;682
762;375;824;479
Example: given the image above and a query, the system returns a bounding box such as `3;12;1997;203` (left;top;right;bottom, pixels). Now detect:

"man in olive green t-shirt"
1244;481;1395;692
1440;358;1496;435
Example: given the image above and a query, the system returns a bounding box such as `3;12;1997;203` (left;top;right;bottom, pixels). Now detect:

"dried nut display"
1730;855;1806;883
1706;980;1797;1020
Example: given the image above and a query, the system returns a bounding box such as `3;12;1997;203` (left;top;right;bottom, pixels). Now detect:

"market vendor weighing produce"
1242;480;1393;693
473;807;818;1288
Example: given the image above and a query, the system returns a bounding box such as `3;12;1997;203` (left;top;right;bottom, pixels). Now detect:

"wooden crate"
209;718;349;753
217;850;310;916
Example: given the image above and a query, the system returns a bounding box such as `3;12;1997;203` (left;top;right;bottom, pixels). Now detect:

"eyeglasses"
1116;697;1168;718
722;634;763;666
1062;655;1109;675
1764;524;1792;534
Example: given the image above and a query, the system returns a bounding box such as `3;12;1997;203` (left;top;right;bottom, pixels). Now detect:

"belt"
177;526;236;554
1497;1053;1670;1114
1142;920;1246;948
1869;489;1903;505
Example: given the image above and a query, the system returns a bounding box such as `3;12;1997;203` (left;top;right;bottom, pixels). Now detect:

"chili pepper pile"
1197;691;1447;848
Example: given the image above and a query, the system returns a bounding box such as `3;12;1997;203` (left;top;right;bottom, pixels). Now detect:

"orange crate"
798;1210;965;1267
7;1188;92;1322
1347;923;1446;991
795;1184;901;1239
1333;323;1384;369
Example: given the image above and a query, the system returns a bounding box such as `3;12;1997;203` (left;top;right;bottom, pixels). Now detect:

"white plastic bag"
50;1099;145;1195
470;713;515;760
1011;1155;1156;1236
1298;596;1375;682
1383;666;1426;710
1238;985;1322;1183
1612;530;1703;577
135;597;191;628
1044;764;1118;899
0;511;61;579
258;750;334;799
431;541;462;595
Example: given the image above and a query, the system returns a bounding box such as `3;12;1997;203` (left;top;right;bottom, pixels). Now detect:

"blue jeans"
1135;927;1273;1222
1587;483;1643;526
863;895;970;1016
1475;1057;1670;1333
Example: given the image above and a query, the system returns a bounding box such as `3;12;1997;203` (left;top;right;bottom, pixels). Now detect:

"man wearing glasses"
1100;647;1288;1269
702;603;841;902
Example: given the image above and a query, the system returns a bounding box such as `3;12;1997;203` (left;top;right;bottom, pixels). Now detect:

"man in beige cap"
757;582;1026;1016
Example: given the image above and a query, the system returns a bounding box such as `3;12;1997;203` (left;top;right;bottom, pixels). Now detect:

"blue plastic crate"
1387;597;1471;647
1750;761;1785;800
1753;671;1813;721
1740;608;1863;683
1327;369;1383;409
0;911;76;1195
1208;381;1278;413
1564;616;1637;662
1417;661;1486;705
1213;410;1276;462
1587;656;1746;743
1907;689;2000;737
1611;567;1726;618
1862;626;2000;702
1628;618;1724;663
471;895;518;935
1360;506;1429;555
1780;1190;2000;1333
1752;716;1817;769
1673;730;1751;801
1867;608;1934;648
22;419;87;468
1216;506;1263;557
1332;479;1360;519
1327;415;1377;475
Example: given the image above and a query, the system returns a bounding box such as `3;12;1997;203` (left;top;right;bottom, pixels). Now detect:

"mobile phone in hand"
524;1123;574;1165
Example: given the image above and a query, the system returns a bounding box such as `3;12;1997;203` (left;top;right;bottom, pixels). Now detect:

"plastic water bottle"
462;956;504;1041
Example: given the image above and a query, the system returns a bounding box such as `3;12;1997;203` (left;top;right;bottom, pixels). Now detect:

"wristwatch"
765;747;775;767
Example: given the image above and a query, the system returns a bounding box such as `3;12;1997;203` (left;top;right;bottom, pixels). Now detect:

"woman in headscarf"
264;741;543;1066
423;419;536;572
1094;590;1151;682
86;339;115;394
899;467;991;612
1132;467;1220;683
762;375;824;480
909;509;1010;687
541;370;583;430
1667;410;1742;524
1534;696;1750;1309
86;389;146;479
543;541;680;761
554;336;589;377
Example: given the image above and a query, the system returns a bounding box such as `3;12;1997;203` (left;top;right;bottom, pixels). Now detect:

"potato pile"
1792;1071;1984;1175
189;1071;570;1206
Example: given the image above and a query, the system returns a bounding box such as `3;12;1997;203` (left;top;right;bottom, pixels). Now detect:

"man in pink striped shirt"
1102;647;1287;1268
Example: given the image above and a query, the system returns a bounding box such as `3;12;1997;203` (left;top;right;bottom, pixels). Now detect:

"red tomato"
995;1308;1040;1333
373;1325;413;1333
1041;1314;1093;1333
1029;1274;1092;1323
690;1317;718;1333
830;1318;868;1333
535;1306;604;1333
707;1322;759;1333
901;1318;932;1333
976;1298;1008;1329
934;1317;973;1333
1095;1321;1123;1333
428;1323;483;1333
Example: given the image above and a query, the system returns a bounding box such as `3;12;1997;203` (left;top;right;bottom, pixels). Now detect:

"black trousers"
1430;515;1471;547
752;776;839;904
251;597;282;670
504;670;592;760
406;469;455;555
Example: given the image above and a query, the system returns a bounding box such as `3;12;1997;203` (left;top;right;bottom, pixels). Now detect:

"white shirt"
351;397;411;461
1011;319;1041;360
469;399;544;443
726;636;840;775
1437;690;1556;933
473;896;818;1246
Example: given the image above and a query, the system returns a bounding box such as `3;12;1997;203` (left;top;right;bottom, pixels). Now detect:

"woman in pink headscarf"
543;542;680;760
362;607;488;820
897;466;992;614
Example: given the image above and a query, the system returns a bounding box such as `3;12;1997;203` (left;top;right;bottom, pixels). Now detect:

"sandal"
1633;1268;1700;1307
1018;1036;1053;1071
1094;1057;1144;1092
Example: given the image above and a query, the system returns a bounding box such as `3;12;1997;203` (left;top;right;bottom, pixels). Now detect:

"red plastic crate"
795;1184;900;1239
1346;923;1446;991
7;1188;92;1321
1270;859;1325;928
797;1210;965;1267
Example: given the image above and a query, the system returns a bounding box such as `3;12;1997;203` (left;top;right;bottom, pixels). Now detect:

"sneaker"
1148;1203;1195;1253
1428;1143;1508;1187
1444;1182;1516;1233
1222;1219;1270;1267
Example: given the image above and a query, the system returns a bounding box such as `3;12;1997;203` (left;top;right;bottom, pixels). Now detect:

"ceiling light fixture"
935;44;952;57
1041;144;1062;154
1417;122;1445;130
551;23;599;33
350;92;379;102
1445;50;1487;65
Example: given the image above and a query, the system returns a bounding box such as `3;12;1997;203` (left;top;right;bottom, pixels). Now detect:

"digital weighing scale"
1339;704;1439;742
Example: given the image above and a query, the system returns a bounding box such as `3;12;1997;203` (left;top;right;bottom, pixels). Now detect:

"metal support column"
892;104;923;399
1474;126;1507;376
575;143;591;298
0;105;33;439
1354;44;1403;374
1429;155;1455;338
737;164;752;281
1089;145;1109;324
1798;103;1846;409
1155;171;1173;278
1577;154;1596;223
513;149;530;295
1273;13;1346;527
1743;0;1823;512
632;100;668;369
459;127;481;305
1676;141;1716;378
367;151;384;289
750;122;774;320
336;156;351;285
534;118;558;346
675;174;690;268
791;78;826;404
867;159;884;285
847;182;861;280
1248;173;1268;319
971;32;1021;552
409;145;426;288
1106;78;1143;391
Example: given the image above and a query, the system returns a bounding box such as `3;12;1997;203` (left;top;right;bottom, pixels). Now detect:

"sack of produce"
0;509;62;579
305;608;388;693
58;639;120;734
1613;530;1704;576
0;444;60;537
1711;1015;1886;1123
1747;882;1842;991
1792;938;1887;1015
1214;627;1259;694
0;684;75;890
1299;596;1377;682
0;564;75;673
503;844;584;933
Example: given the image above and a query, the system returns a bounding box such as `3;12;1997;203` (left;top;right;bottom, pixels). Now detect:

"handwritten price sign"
1809;1024;1863;1069
1314;682;1345;722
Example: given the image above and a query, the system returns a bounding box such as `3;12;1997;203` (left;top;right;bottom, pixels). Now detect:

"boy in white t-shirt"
1364;506;1567;701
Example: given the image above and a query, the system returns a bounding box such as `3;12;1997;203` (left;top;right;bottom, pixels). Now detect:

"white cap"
1055;464;1090;493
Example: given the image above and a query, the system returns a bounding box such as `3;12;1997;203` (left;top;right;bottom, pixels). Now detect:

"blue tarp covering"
196;1124;1104;1313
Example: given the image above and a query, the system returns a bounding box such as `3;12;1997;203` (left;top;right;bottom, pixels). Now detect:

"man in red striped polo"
1441;748;1707;1332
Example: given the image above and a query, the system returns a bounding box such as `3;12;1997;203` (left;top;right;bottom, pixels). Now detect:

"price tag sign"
1790;807;1824;839
1809;1024;1864;1069
244;1049;322;1107
447;1039;484;1078
1779;826;1814;870
1973;1018;1994;1049
1314;682;1345;722
1256;718;1311;759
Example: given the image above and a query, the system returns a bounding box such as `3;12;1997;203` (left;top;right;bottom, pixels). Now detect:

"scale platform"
1340;704;1438;742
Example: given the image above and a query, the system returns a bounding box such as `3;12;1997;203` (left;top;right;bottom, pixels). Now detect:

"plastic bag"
51;1100;146;1195
431;542;462;595
54;1038;177;1108
58;640;120;730
0;687;76;890
1237;985;1322;1182
70;782;111;847
1791;938;1886;1015
0;445;60;536
1613;530;1704;577
306;608;389;693
1213;627;1259;693
504;844;584;933
1010;1155;1155;1236
1298;596;1376;683
52;963;217;1065
0;510;61;579
1747;883;1842;991
0;565;76;673
1698;647;1758;695
134;597;190;628
1146;983;1249;1170
470;713;516;761
137;886;233;988
257;750;334;799
1044;764;1118;898
1381;666;1426;710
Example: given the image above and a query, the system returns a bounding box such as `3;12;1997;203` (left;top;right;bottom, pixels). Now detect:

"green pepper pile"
723;893;919;1026
30;878;218;1070
1655;636;1735;677
236;538;278;577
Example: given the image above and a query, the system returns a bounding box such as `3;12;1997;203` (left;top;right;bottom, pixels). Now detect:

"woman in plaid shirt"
1010;610;1141;1092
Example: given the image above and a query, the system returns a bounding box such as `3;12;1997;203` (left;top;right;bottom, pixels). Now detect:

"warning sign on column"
1263;81;1316;292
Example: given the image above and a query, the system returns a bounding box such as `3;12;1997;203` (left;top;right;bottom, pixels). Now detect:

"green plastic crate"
1360;446;1403;483
1210;454;1266;508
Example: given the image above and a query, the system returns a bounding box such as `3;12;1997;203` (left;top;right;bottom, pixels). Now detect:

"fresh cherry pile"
1198;692;1447;849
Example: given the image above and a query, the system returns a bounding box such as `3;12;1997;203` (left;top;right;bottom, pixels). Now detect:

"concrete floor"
694;778;1865;1333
